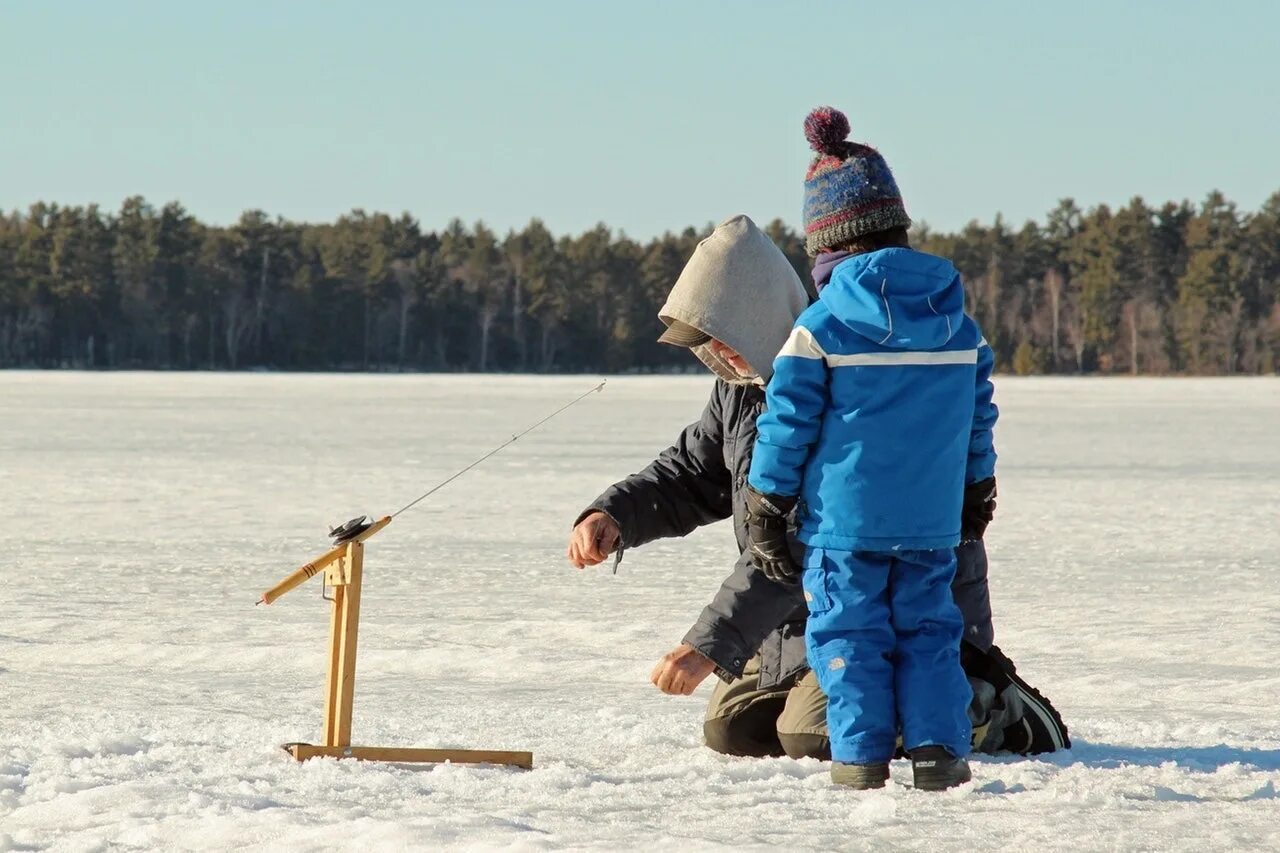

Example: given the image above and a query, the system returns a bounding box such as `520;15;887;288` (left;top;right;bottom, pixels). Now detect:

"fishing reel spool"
329;515;373;543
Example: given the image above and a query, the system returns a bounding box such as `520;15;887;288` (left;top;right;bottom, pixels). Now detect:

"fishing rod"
327;380;608;544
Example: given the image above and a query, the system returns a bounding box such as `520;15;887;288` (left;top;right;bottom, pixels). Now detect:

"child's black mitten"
961;476;997;542
744;486;799;582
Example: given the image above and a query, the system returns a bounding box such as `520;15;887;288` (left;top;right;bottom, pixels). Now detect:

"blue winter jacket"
748;248;998;552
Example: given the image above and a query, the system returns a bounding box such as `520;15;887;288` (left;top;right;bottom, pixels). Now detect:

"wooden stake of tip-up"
258;515;533;769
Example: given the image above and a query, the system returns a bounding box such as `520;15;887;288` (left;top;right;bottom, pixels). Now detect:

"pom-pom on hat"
801;106;911;257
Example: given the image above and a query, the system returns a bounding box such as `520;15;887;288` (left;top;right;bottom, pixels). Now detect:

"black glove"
744;486;799;583
961;476;997;542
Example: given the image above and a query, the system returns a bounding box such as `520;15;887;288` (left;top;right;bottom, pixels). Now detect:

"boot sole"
989;645;1071;753
1008;676;1070;752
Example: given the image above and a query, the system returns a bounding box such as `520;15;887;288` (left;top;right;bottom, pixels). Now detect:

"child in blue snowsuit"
745;107;998;791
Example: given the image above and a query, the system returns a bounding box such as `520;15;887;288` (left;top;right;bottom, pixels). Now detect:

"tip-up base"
282;742;533;769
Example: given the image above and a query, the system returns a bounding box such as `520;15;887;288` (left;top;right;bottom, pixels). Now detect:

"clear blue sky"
3;1;1277;238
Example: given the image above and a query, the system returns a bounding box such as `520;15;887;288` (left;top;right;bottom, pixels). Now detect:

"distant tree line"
2;191;1277;374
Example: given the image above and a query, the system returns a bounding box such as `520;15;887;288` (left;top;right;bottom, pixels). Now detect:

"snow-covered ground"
4;372;1279;851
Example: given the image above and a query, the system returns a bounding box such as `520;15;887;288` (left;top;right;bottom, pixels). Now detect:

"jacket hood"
812;249;853;293
659;215;810;383
819;248;965;350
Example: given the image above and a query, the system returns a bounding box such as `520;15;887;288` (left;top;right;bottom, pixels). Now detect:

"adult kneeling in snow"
566;214;1068;760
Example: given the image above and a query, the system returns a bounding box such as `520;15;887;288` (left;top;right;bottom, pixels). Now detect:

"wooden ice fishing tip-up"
258;382;605;770
258;514;533;769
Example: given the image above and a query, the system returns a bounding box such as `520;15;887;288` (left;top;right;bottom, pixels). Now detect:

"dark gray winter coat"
583;378;997;689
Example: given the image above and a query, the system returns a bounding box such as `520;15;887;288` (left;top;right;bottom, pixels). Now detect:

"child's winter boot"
830;761;891;790
910;745;971;791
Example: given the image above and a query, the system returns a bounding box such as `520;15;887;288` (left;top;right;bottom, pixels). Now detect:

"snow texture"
4;372;1279;851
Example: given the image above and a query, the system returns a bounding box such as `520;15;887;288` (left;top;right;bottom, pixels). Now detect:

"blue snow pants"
802;547;972;764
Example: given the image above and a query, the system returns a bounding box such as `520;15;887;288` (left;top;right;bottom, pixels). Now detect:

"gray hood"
658;215;810;383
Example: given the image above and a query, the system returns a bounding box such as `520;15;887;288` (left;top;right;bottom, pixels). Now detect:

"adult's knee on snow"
777;731;831;761
703;717;784;758
702;717;736;755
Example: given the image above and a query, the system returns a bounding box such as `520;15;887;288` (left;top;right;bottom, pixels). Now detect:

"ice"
4;372;1279;850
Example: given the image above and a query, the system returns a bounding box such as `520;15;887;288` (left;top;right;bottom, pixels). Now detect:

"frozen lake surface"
3;372;1279;851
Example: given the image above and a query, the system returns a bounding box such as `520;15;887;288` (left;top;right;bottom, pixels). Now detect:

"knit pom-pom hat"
802;106;911;257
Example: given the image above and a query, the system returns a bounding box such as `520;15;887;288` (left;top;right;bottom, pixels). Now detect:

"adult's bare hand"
567;511;620;569
650;643;717;696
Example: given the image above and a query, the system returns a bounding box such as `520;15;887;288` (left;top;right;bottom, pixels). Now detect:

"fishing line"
389;380;607;519
326;380;607;545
